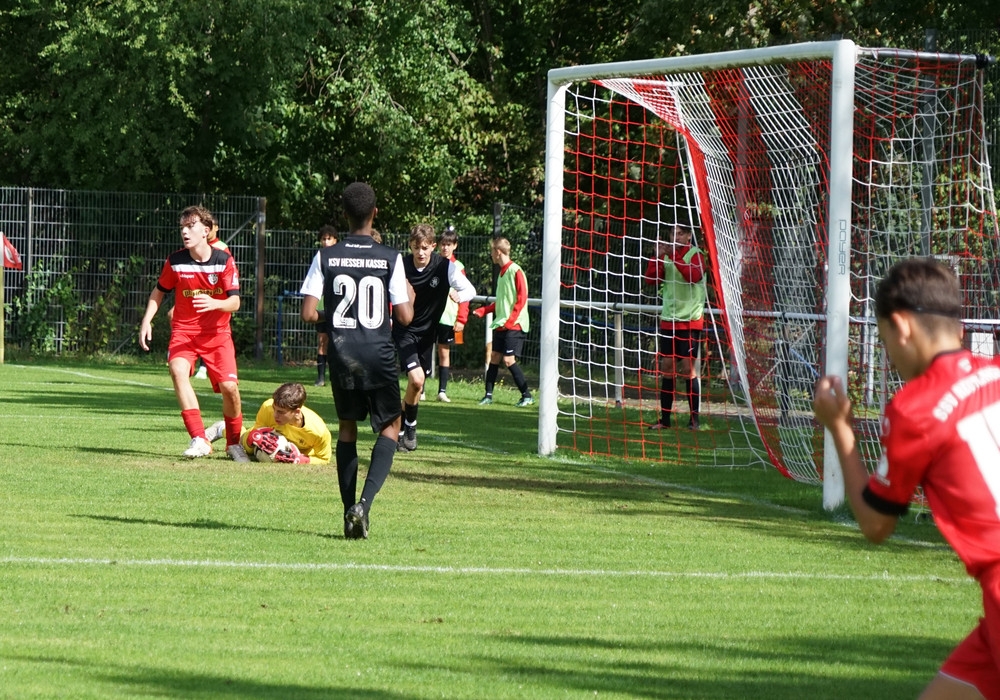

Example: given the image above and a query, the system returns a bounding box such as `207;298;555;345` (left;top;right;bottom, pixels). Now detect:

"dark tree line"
1;0;996;232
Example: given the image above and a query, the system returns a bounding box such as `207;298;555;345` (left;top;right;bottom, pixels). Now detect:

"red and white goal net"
536;41;999;507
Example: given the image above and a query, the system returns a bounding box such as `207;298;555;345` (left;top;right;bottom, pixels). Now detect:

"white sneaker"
437;392;451;403
194;366;209;380
227;443;251;463
183;437;212;458
205;420;225;443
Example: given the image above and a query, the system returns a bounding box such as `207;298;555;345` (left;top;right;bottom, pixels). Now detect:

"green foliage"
8;261;83;353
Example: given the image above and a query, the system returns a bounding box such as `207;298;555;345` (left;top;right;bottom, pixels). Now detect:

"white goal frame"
538;40;994;509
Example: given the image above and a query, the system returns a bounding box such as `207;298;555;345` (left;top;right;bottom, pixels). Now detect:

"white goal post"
538;40;1000;510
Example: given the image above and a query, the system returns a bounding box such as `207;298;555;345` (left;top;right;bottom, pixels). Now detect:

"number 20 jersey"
300;235;409;391
866;349;1000;579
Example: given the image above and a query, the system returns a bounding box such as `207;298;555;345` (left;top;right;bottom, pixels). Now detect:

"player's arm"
813;375;899;543
389;254;414;326
138;287;166;351
301;295;320;324
671;248;705;284
644;245;667;286
193;292;240;314
299;253;325;323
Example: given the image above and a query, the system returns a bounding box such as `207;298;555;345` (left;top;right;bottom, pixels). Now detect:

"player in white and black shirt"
300;182;413;540
392;224;477;452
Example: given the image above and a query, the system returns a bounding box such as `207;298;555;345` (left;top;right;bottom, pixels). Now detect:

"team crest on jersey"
208;273;219;285
429;277;440;288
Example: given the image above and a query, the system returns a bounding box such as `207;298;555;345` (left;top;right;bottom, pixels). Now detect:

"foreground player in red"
814;257;1000;700
139;205;249;462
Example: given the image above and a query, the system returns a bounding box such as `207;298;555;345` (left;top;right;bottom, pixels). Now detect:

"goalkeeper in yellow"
643;225;707;430
207;382;332;464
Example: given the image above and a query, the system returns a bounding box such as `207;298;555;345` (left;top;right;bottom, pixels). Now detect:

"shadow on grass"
3;629;954;699
69;513;339;541
2;654;414;699
417;631;951;700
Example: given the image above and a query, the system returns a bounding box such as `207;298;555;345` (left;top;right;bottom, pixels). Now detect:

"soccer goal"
537;40;1000;508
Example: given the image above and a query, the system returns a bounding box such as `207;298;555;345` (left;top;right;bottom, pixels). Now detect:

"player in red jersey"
139;205;249;462
814;257;1000;700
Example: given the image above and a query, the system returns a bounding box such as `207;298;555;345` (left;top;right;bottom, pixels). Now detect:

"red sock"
224;415;243;447
181;409;205;439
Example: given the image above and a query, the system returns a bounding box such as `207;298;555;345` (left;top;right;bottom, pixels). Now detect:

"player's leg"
650;328;677;429
481;331;505;405
395;329;424;451
316;329;329;387
167;340;212;457
436;324;453;401
346;385;403;539
332;385;363;538
501;330;532;407
202;335;248;461
681;330;703;430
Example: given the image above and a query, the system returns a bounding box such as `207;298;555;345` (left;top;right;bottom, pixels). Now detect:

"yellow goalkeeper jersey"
240;399;332;464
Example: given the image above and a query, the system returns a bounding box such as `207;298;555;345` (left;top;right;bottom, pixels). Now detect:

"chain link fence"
0;187;542;375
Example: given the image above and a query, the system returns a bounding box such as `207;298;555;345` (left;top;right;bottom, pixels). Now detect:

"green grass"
0;360;977;698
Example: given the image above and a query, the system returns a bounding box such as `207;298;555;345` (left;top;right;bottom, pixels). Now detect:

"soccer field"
0;361;978;698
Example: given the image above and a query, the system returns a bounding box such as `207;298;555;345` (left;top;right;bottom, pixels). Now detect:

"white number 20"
331;274;386;330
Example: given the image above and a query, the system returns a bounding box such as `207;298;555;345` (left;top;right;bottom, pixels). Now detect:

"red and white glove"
472;307;487;319
272;441;310;464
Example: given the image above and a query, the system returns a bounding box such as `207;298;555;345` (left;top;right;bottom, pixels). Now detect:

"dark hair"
439;224;458;246
272;382;307;410
318;224;338;242
180;205;216;231
342;182;376;229
875;257;963;329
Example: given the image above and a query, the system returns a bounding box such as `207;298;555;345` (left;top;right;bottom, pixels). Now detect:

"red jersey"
156;247;240;335
865;349;1000;579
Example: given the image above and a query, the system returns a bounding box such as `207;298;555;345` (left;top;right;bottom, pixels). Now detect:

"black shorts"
331;382;402;433
436;323;455;345
492;328;525;358
395;327;435;374
657;326;703;361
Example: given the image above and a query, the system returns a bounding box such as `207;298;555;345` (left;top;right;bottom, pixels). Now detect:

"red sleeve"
156;258;176;293
644;258;664;287
670;247;705;284
456;300;470;325
223;255;241;296
505;269;529;330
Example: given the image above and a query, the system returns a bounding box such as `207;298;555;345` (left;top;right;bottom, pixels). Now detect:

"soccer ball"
247;428;292;462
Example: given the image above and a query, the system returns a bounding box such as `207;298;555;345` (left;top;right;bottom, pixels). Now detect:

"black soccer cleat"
345;503;369;540
399;426;417;452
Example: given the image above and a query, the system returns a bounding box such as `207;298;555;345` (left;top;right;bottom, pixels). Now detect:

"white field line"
0;556;972;584
10;364;949;551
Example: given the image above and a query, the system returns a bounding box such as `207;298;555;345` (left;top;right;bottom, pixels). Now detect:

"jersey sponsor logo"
182;287;224;297
932;364;1000;421
326;257;388;270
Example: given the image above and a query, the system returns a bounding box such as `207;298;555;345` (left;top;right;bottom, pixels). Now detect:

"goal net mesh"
553;47;999;484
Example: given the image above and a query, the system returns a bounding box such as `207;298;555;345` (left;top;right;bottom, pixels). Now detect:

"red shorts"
168;330;238;393
940;566;1000;699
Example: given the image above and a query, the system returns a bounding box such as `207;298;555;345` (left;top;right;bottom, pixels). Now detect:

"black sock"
484;363;499;396
438;366;450;394
508;362;530;397
360;435;397;509
404;402;418;425
688;377;701;416
661;377;675;423
336;440;358;511
317;354;327;382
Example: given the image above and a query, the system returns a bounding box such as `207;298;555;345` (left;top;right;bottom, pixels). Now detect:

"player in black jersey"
300;182;414;539
393;223;476;451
